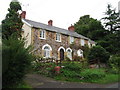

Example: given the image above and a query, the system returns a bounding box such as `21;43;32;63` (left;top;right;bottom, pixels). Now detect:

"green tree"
74;15;106;41
2;35;33;88
99;4;120;55
102;4;120;33
2;0;23;39
87;45;110;66
2;0;33;88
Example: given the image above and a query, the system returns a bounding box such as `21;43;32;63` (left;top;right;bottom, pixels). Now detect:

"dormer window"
56;33;61;42
40;29;46;39
70;36;74;44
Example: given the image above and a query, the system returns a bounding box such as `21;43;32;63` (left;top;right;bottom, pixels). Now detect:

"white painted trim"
77;49;83;57
22;19;33;27
58;46;65;52
66;48;72;52
42;44;52;51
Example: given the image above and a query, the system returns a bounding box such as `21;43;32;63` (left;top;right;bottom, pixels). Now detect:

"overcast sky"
0;0;119;29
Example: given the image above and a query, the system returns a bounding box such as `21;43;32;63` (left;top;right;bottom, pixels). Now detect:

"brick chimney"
20;11;26;19
48;20;53;26
68;24;75;32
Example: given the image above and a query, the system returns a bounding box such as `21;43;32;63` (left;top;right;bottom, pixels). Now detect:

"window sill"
56;40;61;42
39;37;46;40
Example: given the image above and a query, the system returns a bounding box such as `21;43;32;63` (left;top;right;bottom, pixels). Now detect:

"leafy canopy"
74;15;106;41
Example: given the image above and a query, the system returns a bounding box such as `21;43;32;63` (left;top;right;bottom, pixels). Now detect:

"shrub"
59;62;82;78
80;69;106;81
32;61;56;77
87;45;110;65
108;55;120;74
2;35;33;88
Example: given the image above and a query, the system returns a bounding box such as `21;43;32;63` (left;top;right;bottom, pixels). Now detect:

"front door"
60;49;64;60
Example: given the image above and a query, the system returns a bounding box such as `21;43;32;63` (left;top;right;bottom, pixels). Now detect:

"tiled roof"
23;19;95;44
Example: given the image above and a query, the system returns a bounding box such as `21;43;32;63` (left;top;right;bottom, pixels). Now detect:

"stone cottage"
21;11;95;61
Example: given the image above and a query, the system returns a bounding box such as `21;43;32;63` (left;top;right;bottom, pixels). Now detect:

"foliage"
32;61;56;77
2;1;23;39
2;34;33;88
108;55;120;74
74;15;106;41
87;45;110;65
102;4;120;33
80;69;106;81
82;45;90;59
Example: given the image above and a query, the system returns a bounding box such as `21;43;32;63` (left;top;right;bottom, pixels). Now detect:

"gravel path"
24;74;119;88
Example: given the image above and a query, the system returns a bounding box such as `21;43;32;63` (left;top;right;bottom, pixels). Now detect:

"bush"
87;45;110;64
2;35;33;88
59;62;82;78
108;55;120;74
80;69;106;81
32;61;56;77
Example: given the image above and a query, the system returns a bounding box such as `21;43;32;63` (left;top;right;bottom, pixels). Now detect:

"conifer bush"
2;35;33;88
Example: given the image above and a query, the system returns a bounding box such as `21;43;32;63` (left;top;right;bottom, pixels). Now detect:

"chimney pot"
48;20;53;26
68;24;75;32
20;11;26;19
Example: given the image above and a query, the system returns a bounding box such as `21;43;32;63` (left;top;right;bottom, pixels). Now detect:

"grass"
53;68;119;84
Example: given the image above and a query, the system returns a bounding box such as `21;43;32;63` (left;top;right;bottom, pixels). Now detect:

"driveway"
24;74;119;88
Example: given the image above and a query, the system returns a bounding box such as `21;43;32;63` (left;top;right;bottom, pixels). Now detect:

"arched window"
42;44;52;58
77;49;83;57
44;46;50;58
66;48;72;60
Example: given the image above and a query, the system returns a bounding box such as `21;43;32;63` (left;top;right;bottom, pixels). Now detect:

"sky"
0;0;120;29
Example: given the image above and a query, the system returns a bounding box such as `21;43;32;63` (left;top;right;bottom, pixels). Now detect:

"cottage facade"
21;11;95;61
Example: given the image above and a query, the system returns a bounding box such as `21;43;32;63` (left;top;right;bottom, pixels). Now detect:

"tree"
2;0;23;39
2;35;33;88
74;15;106;41
2;0;33;88
99;4;120;55
87;45;110;66
102;4;120;33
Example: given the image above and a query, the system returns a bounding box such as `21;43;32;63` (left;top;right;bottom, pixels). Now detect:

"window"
66;48;72;60
81;39;85;46
70;36;74;44
77;49;83;57
44;46;50;58
40;30;46;39
56;33;61;42
42;44;52;58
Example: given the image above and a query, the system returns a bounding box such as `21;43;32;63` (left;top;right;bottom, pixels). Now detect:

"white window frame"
42;44;52;58
66;48;72;60
69;36;74;44
77;49;83;57
56;33;61;42
81;39;85;46
40;29;46;39
44;46;50;58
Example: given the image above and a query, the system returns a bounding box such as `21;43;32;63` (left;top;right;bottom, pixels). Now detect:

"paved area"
24;74;119;88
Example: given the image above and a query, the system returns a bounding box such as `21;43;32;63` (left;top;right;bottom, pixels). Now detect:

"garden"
31;50;120;84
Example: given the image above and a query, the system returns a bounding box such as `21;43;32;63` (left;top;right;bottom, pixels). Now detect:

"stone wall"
32;28;89;60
